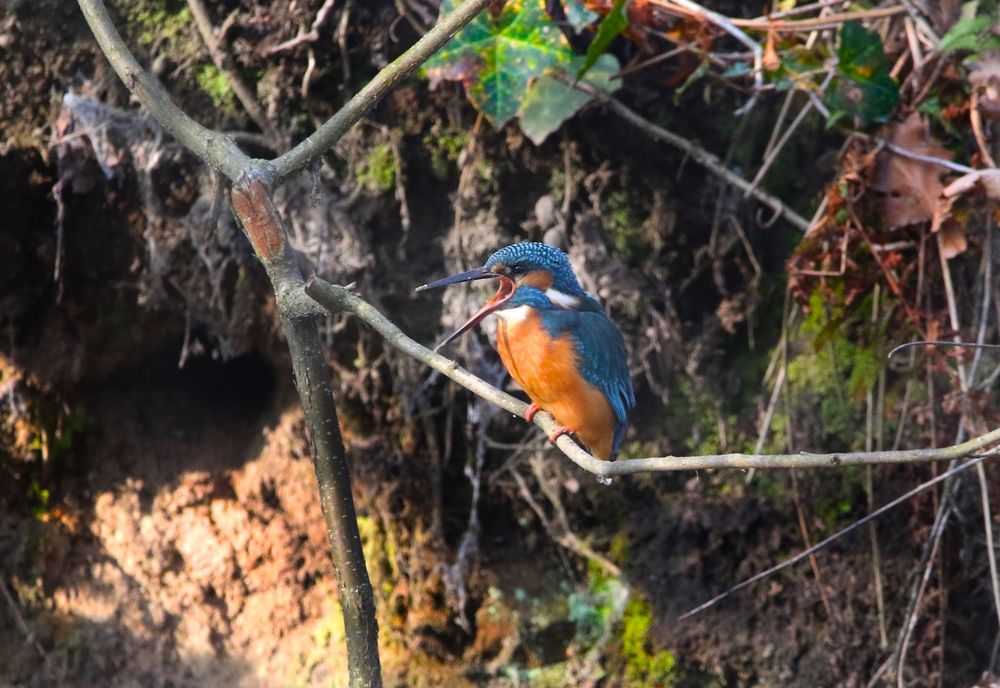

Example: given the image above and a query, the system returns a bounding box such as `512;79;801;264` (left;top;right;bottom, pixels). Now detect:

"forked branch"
76;1;494;686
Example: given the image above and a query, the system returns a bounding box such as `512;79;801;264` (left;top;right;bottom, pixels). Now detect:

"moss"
422;129;466;179
603;189;648;263
195;63;234;109
356;143;396;193
775;286;886;450
568;563;626;647
621;596;678;688
289;595;348;688
609;532;629;567
123;0;192;47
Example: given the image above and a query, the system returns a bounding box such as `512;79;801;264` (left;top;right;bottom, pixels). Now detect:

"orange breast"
496;313;616;460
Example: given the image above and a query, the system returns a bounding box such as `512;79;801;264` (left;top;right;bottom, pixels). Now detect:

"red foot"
525;403;542;422
548;426;574;443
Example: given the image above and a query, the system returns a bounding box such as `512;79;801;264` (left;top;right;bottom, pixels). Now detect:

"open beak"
416;266;515;351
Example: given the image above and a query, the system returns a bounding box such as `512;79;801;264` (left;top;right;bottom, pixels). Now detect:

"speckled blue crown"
484;242;584;295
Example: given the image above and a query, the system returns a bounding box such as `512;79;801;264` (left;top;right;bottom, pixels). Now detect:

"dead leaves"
874;113;953;232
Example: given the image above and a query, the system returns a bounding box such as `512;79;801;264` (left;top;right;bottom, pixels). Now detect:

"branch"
262;0;338;56
77;0;251;180
186;0;273;137
657;0;763;114
304;278;1000;478
231;178;381;687
678;454;994;620
270;0;491;182
565;77;812;232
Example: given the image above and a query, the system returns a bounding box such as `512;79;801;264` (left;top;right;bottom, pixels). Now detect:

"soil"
2;1;999;687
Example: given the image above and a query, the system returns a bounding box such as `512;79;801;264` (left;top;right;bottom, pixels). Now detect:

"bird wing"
542;309;635;458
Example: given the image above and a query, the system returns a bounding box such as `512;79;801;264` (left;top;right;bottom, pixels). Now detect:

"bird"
416;242;635;460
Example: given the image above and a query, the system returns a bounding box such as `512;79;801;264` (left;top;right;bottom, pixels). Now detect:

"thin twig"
271;0;492;181
564;77;811;232
655;0;763;113
0;578;47;660
305;278;1000;477
732;5;908;31
186;0;273;137
77;0;251;178
678;456;993;621
745;96;814;198
895;500;952;687
263;0;338;56
978;461;1000;629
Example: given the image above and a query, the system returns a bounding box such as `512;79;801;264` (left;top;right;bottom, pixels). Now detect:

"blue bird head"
483;243;584;297
415;242;585;349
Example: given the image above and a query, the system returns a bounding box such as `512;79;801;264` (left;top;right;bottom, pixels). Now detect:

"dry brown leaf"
873;113;953;231
939;219;967;259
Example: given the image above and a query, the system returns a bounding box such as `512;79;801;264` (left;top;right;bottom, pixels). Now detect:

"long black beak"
414;265;495;292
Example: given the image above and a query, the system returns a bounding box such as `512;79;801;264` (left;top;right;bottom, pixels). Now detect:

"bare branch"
656;0;763;113
305;278;1000;478
679;455;993;621
77;0;252;179
271;0;491;182
563;76;812;232
186;0;274;137
262;0;339;56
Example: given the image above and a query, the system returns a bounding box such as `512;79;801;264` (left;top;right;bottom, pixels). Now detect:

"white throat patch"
496;305;532;324
545;289;579;309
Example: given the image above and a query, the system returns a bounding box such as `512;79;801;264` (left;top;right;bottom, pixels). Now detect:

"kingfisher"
416;242;635;460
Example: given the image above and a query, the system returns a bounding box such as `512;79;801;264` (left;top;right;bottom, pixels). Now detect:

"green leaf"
577;0;628;79
519;53;621;144
940;14;995;52
770;46;824;90
424;0;583;128
825;20;899;125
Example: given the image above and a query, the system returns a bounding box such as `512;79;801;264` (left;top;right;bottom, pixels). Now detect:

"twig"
867;134;978;175
262;0;338;56
77;0;251;178
973;223;1000;634
564;77;811;232
867;287;889;650
0;578;47;660
337;0;354;87
678;455;994;621
790;468;837;618
745;96;814;198
271;0;492;182
305;278;1000;477
895;499;952;687
971;91;999;168
889;341;1000;359
655;0;763;113
899;0;940;48
978;461;1000;629
186;0;273;137
732;5;908;31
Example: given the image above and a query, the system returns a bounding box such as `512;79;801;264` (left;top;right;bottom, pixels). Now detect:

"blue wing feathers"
540;309;635;458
